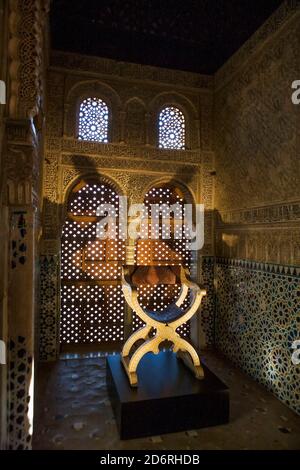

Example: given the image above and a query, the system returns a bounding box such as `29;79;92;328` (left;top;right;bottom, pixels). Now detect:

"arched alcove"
132;180;197;338
60;176;126;349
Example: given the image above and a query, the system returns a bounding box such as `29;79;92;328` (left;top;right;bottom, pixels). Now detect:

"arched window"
133;184;192;338
158;106;185;150
78;97;109;142
61;179;125;346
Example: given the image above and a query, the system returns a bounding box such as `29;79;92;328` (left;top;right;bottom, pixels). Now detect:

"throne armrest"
168;266;206;329
121;266;138;311
122;266;157;326
180;266;206;293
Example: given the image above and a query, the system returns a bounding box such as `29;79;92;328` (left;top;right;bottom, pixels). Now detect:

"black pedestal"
106;351;229;440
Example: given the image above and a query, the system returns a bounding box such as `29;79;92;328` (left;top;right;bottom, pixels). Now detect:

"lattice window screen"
133;186;192;338
158;106;185;150
78;97;109;142
60;182;125;345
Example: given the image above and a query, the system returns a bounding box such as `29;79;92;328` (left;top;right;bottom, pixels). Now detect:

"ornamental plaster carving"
217;202;300;226
215;1;300;90
200;94;213;151
56;138;201;164
46;71;65;137
124;98;146;146
50;50;213;90
215;12;300;214
60;153;198;176
8;0;50;119
44;152;59;203
216;226;300;266
5;123;39;206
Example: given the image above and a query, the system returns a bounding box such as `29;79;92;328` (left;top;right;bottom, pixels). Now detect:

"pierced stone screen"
158;106;185;149
78;97;109;142
134;185;192;338
60;182;125;345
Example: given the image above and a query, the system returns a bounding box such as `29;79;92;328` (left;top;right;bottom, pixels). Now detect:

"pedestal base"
106;351;229;440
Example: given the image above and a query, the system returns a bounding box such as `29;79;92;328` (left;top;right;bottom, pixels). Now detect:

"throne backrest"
128;265;181;286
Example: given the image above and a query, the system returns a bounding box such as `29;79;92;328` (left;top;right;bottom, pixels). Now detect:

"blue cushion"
145;303;183;324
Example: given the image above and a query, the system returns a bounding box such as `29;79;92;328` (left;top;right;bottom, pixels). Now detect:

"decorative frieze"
216;257;300;277
217;202;300;226
60;153;198;175
216;227;300;266
47;137;202;164
50;50;213;90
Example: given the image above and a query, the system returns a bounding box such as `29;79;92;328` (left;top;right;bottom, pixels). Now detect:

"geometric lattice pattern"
132;185;192;338
61;284;124;343
215;258;300;415
39;255;59;360
158;106;185;150
61;182;125;345
78;97;109;142
140;185;191;266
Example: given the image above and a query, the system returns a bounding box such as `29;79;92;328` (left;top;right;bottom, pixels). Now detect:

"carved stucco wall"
214;2;300;265
214;2;300;415
40;52;215;360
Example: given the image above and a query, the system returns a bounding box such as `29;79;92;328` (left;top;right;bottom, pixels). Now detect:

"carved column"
4;0;49;450
5;119;39;449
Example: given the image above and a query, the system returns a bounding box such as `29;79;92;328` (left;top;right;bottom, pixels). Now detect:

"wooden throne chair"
121;264;206;386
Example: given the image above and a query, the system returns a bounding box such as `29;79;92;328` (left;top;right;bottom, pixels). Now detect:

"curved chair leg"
174;337;204;380
122;325;151;357
122;335;161;386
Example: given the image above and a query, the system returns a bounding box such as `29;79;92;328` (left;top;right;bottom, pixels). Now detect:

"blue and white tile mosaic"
215;258;300;415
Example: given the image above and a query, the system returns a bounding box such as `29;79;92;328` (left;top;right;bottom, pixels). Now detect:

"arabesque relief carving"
215;14;300;212
216;227;300;266
124;99;146;145
214;5;300;267
8;0;50;119
51;50;213;90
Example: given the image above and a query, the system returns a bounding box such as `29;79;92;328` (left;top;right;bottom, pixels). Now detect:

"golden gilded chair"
121;265;206;386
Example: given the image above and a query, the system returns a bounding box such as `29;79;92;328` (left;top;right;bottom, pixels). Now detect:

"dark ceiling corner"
50;0;283;74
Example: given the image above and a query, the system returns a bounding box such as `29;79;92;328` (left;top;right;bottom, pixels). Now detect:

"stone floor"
33;350;300;450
